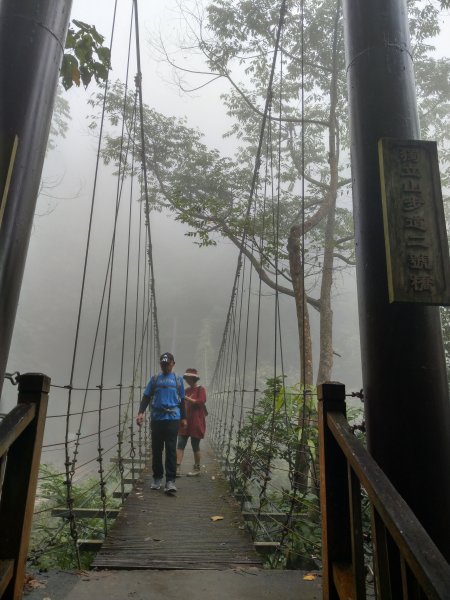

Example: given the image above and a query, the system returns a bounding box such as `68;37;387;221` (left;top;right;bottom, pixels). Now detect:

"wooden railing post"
0;373;50;600
318;382;353;600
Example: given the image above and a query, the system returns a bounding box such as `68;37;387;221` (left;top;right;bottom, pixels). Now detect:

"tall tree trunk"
288;226;314;491
288;228;314;386
316;0;341;385
317;197;337;384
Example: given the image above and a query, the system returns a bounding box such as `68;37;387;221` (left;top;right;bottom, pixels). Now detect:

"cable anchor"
5;371;20;385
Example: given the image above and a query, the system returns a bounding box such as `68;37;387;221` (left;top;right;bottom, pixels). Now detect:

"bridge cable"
63;0;119;567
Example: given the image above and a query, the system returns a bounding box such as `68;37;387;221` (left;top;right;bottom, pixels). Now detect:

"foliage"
94;0;450;386
48;86;71;150
229;377;366;568
61;20;110;90
231;378;321;566
29;465;119;570
232;377;315;488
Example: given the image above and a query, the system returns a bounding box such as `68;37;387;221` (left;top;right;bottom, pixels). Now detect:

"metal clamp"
5;371;20;385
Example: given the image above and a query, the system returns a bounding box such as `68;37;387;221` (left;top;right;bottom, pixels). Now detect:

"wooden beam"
113;491;129;499
253;541;280;554
51;509;120;519
0;373;49;600
122;478;140;486
77;539;103;552
332;562;356;600
0;560;14;597
0;404;35;459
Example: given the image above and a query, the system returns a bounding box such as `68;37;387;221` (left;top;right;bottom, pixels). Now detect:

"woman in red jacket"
176;368;207;476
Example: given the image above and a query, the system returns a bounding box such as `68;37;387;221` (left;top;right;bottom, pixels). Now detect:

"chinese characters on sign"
378;139;450;305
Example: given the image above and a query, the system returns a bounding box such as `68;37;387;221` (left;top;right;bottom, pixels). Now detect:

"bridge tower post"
0;0;73;399
342;0;450;560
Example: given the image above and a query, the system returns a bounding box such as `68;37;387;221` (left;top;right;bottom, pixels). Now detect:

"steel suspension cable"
210;0;287;416
63;0;119;567
133;0;160;356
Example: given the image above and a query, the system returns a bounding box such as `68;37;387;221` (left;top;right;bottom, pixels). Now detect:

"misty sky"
4;0;450;417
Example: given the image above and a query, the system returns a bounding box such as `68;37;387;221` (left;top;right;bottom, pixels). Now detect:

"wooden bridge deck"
92;441;263;569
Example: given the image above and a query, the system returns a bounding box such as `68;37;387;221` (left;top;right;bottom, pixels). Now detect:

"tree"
79;0;450;502
39;21;110;208
49;20;110;146
61;20;110;91
96;0;450;390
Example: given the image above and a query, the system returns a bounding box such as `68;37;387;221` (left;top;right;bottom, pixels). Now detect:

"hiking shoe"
187;464;201;477
165;480;177;494
150;478;162;490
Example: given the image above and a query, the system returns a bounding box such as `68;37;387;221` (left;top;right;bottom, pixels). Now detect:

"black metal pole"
0;0;72;399
342;0;450;560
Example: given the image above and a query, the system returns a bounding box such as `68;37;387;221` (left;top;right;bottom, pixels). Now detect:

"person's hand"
136;413;145;427
180;418;187;428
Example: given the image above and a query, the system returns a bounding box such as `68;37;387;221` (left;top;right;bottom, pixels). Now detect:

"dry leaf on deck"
210;515;224;522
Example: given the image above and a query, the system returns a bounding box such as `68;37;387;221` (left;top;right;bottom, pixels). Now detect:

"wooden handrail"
318;382;450;600
0;373;50;600
328;411;450;599
0;404;36;459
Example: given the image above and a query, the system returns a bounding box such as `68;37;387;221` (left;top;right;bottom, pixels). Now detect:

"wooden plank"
122;478;140;485
0;559;14;597
253;541;280;553
317;383;350;600
113;491;129;499
52;508;120;519
92;441;263;570
332;562;356;600
372;508;393;600
77;540;103;551
400;555;424;600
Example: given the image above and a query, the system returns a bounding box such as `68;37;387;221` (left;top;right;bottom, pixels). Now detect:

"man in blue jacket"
137;352;186;494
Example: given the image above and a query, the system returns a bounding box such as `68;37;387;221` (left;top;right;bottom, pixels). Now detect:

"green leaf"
60;54;80;90
79;64;93;88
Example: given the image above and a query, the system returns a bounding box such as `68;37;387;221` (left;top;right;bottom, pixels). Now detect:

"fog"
4;0;450;455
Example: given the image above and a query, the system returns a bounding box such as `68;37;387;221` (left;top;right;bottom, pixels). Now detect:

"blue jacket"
140;372;185;421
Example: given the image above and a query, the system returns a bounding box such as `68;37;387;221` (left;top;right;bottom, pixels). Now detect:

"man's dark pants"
151;419;179;481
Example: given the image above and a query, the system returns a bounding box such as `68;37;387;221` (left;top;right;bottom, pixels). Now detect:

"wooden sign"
378;138;450;305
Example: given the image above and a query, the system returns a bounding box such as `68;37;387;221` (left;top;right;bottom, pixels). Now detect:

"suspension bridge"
1;1;450;599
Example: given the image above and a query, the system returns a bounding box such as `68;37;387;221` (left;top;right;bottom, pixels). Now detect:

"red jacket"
178;385;207;438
